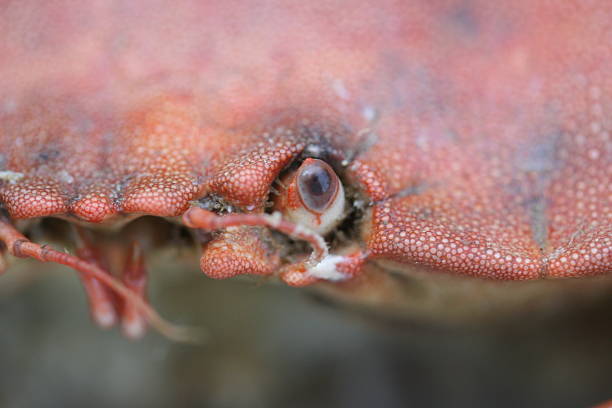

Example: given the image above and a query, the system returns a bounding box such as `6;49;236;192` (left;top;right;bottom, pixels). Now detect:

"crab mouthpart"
183;207;365;286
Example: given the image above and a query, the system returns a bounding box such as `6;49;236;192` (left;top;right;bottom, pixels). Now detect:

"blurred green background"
0;255;610;408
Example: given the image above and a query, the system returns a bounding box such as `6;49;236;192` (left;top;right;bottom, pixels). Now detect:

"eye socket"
297;159;339;213
274;158;346;235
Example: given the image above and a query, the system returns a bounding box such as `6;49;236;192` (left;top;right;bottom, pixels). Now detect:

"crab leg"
75;230;149;338
74;229;118;328
0;217;203;342
120;242;148;339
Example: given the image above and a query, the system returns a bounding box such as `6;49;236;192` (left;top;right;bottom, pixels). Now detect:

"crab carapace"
0;0;610;339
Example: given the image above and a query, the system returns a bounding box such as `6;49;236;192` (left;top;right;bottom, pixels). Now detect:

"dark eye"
273;158;346;234
297;159;339;213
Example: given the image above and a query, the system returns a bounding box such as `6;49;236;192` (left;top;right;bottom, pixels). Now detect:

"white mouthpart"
306;254;350;282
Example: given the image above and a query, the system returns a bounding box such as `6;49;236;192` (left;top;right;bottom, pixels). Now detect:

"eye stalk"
274;158;346;234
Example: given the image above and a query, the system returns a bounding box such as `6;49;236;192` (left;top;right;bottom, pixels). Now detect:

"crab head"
182;128;380;288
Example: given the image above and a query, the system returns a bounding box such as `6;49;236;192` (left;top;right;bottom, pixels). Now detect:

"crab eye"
274;158;346;234
297;159;338;212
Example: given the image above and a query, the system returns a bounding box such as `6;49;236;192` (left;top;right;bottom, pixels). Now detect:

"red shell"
0;0;610;287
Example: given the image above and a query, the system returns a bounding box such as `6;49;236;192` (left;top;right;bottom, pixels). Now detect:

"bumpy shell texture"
0;0;610;294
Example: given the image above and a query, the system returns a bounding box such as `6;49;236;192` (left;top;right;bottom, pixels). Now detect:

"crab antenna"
0;217;205;343
183;207;329;264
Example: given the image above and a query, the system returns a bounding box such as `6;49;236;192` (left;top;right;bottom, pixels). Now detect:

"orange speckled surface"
0;0;610;283
200;227;281;279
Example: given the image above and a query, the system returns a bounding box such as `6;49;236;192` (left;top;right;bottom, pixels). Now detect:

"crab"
0;0;610;340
